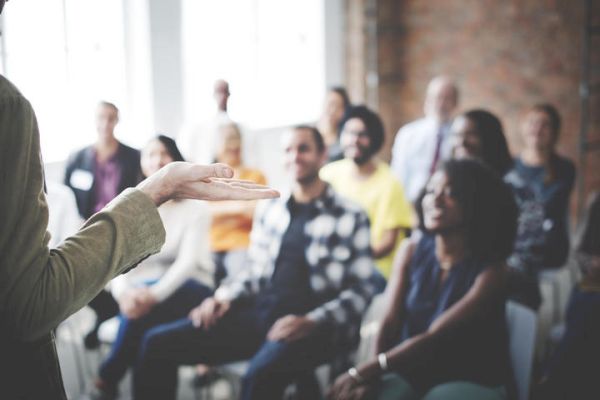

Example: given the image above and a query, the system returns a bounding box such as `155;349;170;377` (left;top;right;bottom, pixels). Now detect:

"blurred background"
0;0;598;214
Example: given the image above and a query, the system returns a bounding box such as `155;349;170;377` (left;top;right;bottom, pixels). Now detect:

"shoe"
83;379;118;400
84;330;101;350
192;369;221;388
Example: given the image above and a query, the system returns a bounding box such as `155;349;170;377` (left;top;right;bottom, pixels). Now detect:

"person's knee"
243;341;288;385
242;359;271;386
138;327;168;363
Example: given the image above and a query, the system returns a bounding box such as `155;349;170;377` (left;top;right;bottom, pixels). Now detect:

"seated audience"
131;126;380;400
391;76;459;203
89;135;214;399
64;101;142;348
321;105;412;279
209;123;266;283
505;104;576;309
328;159;518;400
316;86;352;162
449;109;513;177
535;192;600;400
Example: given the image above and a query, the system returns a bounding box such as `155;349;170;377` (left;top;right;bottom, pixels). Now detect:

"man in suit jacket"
64;101;141;219
63;101;143;348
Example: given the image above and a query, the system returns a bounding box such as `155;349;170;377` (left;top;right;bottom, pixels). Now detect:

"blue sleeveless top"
399;233;511;392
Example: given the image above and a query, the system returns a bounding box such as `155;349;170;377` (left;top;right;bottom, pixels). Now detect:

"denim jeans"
133;297;335;400
98;279;213;385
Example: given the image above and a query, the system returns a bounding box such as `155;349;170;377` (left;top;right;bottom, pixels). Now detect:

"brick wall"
346;0;600;220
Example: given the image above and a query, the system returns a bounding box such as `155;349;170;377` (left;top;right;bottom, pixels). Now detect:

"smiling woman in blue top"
328;159;518;400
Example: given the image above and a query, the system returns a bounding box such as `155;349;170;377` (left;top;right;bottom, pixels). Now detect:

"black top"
257;198;317;325
505;155;575;274
399;234;511;392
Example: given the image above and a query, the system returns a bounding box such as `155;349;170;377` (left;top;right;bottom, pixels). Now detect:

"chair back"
506;300;537;400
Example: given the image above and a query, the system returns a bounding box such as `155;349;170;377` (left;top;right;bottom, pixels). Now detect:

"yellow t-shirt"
210;167;266;252
320;159;412;278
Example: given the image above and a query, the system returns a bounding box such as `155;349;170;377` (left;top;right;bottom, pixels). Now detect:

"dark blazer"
64;142;141;219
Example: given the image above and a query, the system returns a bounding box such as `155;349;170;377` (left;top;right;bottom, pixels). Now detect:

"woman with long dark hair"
450;108;513;176
328;159;518;400
316;86;352;162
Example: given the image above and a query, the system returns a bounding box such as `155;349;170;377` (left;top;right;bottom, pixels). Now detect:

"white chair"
537;264;577;360
506;300;537;400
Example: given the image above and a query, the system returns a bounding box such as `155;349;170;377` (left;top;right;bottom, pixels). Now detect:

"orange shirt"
210;167;266;252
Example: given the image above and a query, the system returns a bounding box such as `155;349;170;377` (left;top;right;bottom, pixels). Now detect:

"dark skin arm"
374;239;415;355
328;260;507;400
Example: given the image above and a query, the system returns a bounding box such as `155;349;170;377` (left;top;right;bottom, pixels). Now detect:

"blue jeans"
98;280;213;385
133;297;335;400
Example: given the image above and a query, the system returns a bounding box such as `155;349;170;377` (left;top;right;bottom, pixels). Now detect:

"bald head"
424;76;459;122
213;79;230;112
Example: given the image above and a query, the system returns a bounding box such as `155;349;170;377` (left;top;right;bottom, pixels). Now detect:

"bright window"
1;0;128;163
181;0;326;130
1;0;328;162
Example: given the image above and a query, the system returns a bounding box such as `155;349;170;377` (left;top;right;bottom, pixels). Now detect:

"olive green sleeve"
0;76;165;341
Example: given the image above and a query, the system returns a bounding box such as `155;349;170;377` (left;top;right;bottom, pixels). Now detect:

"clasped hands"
119;287;157;319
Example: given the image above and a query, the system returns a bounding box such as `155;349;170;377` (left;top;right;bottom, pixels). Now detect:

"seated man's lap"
140;300;271;366
246;323;335;378
122;279;212;332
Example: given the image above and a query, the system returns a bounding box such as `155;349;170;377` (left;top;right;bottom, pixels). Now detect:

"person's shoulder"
66;145;94;164
0;75;24;100
0;74;33;112
398;117;429;134
329;187;367;217
374;161;396;179
119;142;141;156
321;158;350;177
553;154;576;173
322;158;348;170
374;162;404;191
393;118;430;153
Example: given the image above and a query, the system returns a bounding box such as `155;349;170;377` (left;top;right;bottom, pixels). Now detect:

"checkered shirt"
215;184;381;346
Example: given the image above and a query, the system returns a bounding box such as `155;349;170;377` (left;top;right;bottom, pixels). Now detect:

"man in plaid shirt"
133;126;382;400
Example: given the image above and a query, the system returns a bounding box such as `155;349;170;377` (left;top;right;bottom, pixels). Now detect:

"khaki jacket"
0;74;165;399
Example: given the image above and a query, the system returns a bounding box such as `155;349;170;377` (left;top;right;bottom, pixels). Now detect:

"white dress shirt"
390;117;454;203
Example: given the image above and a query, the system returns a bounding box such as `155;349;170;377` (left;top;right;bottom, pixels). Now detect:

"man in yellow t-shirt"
321;105;412;278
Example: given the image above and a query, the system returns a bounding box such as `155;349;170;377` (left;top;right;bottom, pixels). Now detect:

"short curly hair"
341;105;385;156
415;159;518;264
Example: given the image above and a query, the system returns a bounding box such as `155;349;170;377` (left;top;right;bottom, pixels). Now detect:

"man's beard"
352;151;372;166
297;170;320;186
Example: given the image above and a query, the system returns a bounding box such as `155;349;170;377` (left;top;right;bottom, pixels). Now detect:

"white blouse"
111;199;214;302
